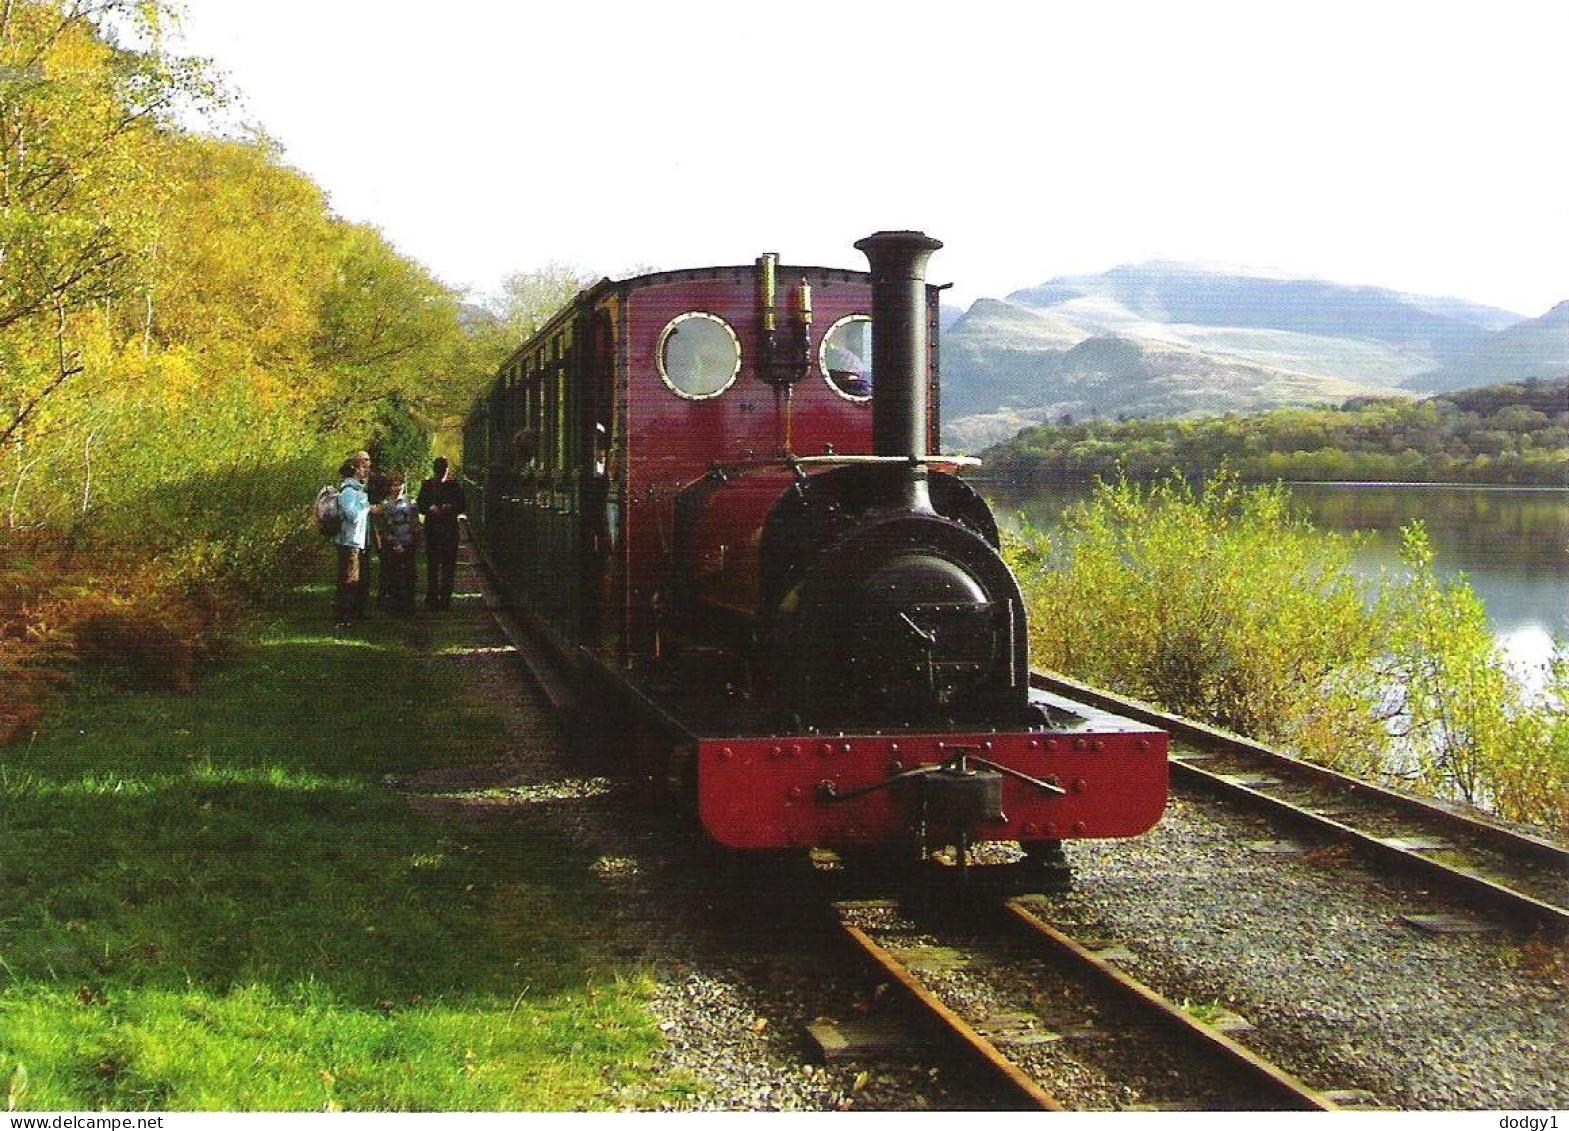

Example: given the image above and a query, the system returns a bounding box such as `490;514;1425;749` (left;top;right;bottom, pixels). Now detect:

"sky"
165;0;1569;318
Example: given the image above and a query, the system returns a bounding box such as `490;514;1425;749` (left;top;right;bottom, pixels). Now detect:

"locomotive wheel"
665;742;699;814
1017;839;1073;891
1022;839;1068;866
567;681;631;772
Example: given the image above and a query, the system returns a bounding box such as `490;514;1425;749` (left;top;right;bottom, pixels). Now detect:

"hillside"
1414;302;1569;393
940;289;1397;448
978;377;1569;488
939;262;1561;450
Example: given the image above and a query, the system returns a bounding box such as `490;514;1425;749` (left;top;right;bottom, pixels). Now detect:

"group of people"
332;451;469;630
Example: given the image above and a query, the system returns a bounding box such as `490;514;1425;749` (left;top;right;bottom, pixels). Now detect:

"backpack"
313;485;343;537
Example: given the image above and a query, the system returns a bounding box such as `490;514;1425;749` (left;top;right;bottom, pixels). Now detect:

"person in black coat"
417;456;468;610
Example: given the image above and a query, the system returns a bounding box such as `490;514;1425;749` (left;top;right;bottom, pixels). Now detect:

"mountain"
939;262;1549;449
942;318;1379;451
1005;263;1517;362
1412;301;1569;393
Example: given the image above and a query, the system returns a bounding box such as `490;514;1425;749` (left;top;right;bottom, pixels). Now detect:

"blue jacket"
335;478;371;549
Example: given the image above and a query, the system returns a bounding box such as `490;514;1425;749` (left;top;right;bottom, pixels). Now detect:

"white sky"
166;0;1568;317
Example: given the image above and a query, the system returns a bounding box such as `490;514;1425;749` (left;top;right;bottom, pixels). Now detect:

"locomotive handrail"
789;453;982;467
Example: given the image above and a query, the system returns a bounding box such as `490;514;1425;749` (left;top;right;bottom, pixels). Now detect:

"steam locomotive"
462;231;1167;865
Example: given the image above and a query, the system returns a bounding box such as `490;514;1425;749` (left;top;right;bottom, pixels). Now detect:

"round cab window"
658;313;741;399
820;315;872;401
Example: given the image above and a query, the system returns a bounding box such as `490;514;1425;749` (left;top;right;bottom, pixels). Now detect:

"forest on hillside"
981;378;1569;487
0;2;495;533
0;1;535;738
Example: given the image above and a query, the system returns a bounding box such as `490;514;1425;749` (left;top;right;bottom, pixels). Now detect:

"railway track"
1032;671;1569;938
829;896;1355;1111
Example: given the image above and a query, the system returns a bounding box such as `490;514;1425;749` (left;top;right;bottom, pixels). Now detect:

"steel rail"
832;904;1066;1111
1003;901;1338;1111
834;899;1341;1110
1031;670;1569;937
1031;669;1565;864
1175;755;1567;936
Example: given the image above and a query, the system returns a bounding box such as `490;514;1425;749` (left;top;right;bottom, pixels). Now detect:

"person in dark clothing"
366;471;395;609
417;456;467;610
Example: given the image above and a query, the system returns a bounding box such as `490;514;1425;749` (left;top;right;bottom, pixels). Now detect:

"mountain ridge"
940;262;1565;449
1414;301;1569;393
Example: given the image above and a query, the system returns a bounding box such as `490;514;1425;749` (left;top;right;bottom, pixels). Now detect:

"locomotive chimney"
854;229;943;512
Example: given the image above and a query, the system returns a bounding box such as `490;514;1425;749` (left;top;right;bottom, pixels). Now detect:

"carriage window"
658;312;740;399
820;315;872;401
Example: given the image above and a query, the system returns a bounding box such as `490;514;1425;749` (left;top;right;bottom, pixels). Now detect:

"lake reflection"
982;481;1568;670
1293;484;1566;676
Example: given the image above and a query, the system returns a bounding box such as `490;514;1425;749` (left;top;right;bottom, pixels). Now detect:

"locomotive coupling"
816;747;1068;830
921;764;1006;827
815;761;1007;832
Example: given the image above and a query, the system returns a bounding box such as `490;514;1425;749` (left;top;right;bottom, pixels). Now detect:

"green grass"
0;586;664;1111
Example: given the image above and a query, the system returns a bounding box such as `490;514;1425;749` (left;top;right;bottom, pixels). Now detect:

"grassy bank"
0;587;668;1111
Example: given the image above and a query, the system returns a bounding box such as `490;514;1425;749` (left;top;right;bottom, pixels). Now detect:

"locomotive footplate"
696;690;1169;850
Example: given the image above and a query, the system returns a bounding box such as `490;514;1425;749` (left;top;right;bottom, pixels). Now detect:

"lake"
982;481;1568;678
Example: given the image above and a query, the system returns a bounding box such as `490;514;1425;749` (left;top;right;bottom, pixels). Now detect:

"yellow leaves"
142;135;337;365
0;3;482;567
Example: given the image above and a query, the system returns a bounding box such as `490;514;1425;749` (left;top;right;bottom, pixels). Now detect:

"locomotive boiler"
464;230;1168;865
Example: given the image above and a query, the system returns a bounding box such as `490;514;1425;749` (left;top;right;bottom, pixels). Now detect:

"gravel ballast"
412;550;1566;1111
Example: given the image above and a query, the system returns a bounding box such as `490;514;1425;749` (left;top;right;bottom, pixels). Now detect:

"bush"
1011;475;1383;750
367;393;433;482
0;434;341;740
1380;526;1568;827
1008;473;1568;836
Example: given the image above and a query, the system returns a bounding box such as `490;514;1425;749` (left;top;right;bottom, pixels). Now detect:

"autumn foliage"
0;2;491;736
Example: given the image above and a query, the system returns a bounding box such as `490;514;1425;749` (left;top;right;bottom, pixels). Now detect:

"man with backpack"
333;451;380;629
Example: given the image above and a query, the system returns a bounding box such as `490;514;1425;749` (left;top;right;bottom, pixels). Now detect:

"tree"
138;132;337;379
0;0;212;448
309;220;468;432
482;262;597;346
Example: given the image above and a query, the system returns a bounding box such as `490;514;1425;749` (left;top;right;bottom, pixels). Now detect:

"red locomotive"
464;231;1167;867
